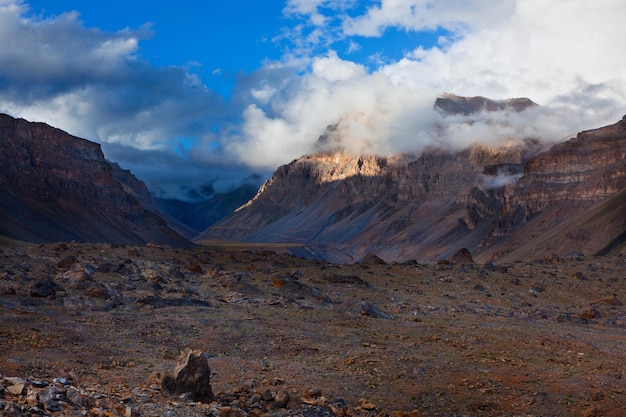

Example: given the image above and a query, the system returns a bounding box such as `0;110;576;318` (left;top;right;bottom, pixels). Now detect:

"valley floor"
0;242;625;416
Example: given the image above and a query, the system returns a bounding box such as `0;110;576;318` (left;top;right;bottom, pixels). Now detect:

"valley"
1;242;624;416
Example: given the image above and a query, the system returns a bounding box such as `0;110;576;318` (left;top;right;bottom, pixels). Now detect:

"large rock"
158;349;214;403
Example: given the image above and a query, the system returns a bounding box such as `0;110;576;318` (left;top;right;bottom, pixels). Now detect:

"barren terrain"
1;241;625;416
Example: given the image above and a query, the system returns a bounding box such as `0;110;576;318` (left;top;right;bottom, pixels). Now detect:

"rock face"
203;141;541;262
203;109;626;263
0;113;190;246
480;116;626;261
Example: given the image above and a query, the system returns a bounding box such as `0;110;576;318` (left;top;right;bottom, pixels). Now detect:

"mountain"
156;183;258;235
201;143;542;262
0;113;190;246
478;115;626;261
202;99;626;263
434;93;537;115
109;162;198;239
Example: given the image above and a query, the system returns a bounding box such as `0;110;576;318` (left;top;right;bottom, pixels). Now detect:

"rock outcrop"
157;349;214;403
0;113;190;246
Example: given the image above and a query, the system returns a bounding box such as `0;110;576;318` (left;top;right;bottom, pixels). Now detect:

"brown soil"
1;242;625;416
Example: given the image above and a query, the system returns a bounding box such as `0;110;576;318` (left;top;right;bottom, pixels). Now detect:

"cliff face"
0;113;190;246
203;141;540;262
511;115;626;211
478;115;626;261
204;111;626;263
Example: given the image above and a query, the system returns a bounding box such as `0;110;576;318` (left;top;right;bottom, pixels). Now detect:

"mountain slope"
156;184;258;235
201;144;540;261
0;113;190;246
202;109;626;263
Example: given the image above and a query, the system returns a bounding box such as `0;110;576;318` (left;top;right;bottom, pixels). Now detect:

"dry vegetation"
0;242;625;416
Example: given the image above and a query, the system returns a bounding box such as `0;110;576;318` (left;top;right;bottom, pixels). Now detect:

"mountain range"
202;95;626;262
1;94;625;263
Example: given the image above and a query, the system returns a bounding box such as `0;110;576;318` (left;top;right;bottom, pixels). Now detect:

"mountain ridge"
0;113;191;246
202;100;626;263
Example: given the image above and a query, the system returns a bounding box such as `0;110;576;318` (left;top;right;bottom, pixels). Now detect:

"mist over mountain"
201;96;626;263
156;184;258;235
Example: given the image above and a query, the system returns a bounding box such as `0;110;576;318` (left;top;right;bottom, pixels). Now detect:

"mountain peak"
435;93;538;116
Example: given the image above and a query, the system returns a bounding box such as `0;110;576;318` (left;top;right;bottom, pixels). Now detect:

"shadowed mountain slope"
0;113;190;246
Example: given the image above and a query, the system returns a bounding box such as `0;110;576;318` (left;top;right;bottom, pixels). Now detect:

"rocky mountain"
478;115;626;261
434;93;537;115
0;113;190;246
109;162;198;239
202;100;626;263
156;183;258;235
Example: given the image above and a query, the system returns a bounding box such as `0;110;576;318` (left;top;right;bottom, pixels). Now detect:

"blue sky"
2;1;626;200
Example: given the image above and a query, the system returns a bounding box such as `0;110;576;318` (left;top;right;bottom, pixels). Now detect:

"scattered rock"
158;348;214;403
590;294;623;306
325;274;369;286
582;307;601;319
56;255;79;270
40;385;61;412
185;262;203;274
6;383;25;396
357;301;392;319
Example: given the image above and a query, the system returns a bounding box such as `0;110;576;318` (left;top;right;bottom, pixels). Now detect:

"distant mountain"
434;93;538;115
109;162;198;239
0;113;190;246
156;183;259;235
201;97;626;263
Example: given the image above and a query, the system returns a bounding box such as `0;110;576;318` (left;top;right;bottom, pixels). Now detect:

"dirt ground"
0;242;624;416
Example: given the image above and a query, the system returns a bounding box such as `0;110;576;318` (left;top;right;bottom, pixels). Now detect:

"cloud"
0;1;240;199
228;0;626;171
3;0;626;202
342;0;516;37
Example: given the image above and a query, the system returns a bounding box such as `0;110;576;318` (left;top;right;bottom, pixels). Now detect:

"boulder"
158;349;214;403
449;248;474;264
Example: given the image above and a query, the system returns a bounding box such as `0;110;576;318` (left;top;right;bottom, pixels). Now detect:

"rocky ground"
0;241;624;416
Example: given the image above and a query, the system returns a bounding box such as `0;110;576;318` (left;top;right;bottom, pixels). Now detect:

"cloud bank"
2;0;626;199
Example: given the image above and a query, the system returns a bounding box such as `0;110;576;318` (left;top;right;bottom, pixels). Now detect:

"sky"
2;0;626;200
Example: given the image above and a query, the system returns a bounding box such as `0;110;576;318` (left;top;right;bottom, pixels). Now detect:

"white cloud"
3;0;626;199
0;1;235;200
227;0;626;173
342;0;516;37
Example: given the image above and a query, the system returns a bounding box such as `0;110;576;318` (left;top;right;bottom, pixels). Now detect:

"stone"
6;383;24;396
358;301;392;319
449;248;474;264
274;390;290;408
361;254;386;265
217;406;247;417
56;255;79;270
30;279;60;298
158;348;214;403
40;385;61;412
